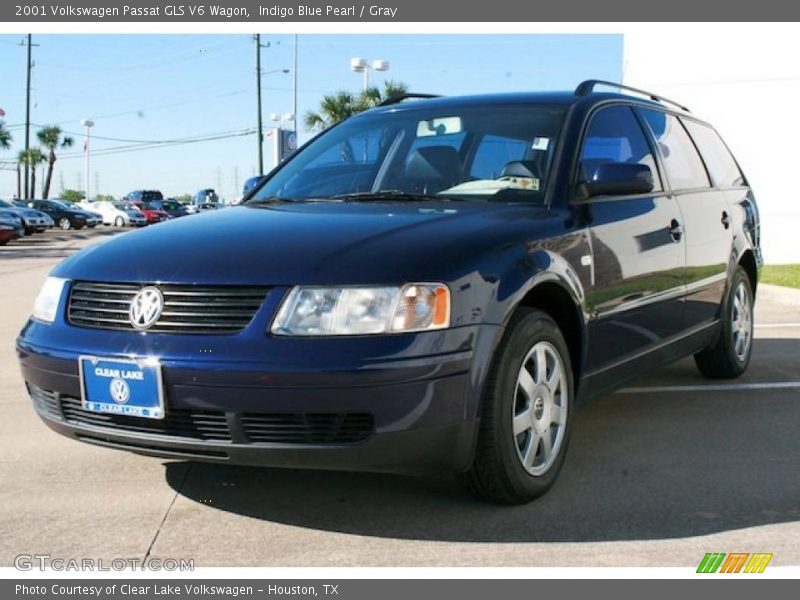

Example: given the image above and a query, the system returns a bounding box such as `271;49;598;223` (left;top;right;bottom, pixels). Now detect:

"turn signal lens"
391;284;450;332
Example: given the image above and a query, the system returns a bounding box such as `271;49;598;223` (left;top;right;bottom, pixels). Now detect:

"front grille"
59;395;232;441
29;385;374;446
241;413;374;444
68;281;269;334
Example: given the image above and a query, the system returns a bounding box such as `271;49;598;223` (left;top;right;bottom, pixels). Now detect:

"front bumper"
17;317;499;474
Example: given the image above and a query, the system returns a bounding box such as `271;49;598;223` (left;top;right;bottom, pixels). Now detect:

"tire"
466;308;574;504
114;216;125;227
24;227;34;236
59;218;71;230
694;267;754;379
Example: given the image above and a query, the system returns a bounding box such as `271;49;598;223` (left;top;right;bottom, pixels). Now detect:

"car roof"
362;90;689;117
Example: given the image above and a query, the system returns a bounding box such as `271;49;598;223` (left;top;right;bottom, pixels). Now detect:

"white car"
79;201;146;227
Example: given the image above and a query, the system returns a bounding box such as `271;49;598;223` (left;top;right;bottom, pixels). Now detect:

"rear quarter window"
682;120;745;188
639;109;711;191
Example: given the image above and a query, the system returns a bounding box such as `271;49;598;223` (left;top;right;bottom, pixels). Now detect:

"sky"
0;34;622;201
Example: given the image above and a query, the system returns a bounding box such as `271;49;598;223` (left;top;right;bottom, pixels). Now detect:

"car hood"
53;201;559;285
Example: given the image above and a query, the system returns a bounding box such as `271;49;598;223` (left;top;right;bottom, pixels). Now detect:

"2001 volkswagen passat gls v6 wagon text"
17;81;761;504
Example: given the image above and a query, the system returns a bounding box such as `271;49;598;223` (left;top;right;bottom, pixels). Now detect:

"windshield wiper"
244;196;298;206
331;190;454;202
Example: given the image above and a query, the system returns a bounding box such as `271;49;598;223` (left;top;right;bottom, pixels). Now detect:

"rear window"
639;109;711;191
682;120;745;188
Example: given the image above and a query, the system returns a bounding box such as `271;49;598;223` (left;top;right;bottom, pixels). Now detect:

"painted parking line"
619;381;800;393
755;323;800;328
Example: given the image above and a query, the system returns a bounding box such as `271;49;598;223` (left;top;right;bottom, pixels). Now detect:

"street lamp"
350;58;389;92
270;112;295;129
80;119;94;202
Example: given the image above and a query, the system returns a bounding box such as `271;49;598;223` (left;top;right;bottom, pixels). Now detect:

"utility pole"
20;35;38;200
293;34;298;134
254;33;264;175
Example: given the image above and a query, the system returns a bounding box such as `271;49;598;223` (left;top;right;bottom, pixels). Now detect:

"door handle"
669;219;683;242
721;211;731;229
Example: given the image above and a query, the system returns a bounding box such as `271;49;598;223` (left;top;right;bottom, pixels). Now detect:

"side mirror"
578;162;654;199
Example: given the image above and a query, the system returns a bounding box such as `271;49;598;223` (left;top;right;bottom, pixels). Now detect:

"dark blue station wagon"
17;81;761;503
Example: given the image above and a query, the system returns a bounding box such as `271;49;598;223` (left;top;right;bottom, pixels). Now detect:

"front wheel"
466;308;574;504
694;267;754;379
58;218;71;230
114;216;125;227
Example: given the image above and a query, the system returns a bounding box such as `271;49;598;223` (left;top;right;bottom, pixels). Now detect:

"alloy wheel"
731;280;753;362
512;341;569;476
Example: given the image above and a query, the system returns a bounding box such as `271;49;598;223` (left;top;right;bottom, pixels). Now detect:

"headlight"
272;283;450;336
32;277;68;324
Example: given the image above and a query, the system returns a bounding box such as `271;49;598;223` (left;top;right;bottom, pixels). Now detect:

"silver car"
1;199;51;234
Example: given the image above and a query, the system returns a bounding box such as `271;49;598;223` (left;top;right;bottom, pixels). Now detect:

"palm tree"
303;81;411;132
303;91;361;132
36;125;74;199
18;148;46;199
0;120;12;150
359;80;409;110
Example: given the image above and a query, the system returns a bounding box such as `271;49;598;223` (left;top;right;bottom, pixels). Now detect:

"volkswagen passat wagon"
17;81;761;503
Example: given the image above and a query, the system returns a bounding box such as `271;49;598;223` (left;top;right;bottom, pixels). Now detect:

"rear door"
638;109;733;329
579;105;687;373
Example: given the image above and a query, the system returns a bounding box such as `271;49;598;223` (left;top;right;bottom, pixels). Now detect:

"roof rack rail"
378;93;441;107
574;79;691;112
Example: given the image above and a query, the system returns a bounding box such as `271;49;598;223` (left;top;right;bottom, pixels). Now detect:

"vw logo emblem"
109;378;130;404
129;286;164;330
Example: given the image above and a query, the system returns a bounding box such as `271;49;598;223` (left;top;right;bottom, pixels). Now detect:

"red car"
123;201;169;225
0;218;22;246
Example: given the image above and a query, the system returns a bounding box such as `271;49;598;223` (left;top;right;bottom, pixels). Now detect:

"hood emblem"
129;286;164;330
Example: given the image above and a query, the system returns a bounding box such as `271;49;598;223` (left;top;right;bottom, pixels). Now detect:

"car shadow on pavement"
164;338;800;543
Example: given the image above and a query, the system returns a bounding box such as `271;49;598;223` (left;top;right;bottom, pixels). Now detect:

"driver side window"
580;105;662;192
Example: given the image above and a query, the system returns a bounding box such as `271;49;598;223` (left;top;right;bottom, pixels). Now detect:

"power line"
55;128;256;160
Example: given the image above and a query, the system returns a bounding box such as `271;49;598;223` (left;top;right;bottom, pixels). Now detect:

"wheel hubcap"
731;280;752;362
512;341;568;477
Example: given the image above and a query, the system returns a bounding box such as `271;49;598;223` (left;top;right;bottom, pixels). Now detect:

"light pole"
350;58;389;92
81;119;94;202
254;34;264;176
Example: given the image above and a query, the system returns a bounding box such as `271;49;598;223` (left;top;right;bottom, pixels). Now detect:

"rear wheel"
58;218;71;230
466;309;573;504
694;267;754;378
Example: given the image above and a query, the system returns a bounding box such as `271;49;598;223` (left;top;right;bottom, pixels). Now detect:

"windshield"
248;103;565;203
49;200;73;210
0;199;13;208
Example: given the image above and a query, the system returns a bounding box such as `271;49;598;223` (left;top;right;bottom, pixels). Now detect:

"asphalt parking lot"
1;227;798;567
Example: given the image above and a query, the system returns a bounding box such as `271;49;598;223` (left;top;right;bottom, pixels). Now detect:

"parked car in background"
0;213;23;245
83;210;103;228
195;202;222;212
78;201;144;227
194;188;219;205
0;199;51;234
160;199;190;219
112;203;147;227
16;82;761;504
124;190;165;207
120;200;169;225
28;199;89;230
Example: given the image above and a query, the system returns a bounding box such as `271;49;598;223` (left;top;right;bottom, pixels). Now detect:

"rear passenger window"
579;105;662;192
639;109;711;191
682;120;745;187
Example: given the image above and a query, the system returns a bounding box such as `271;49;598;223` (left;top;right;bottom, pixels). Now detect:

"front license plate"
79;356;165;419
